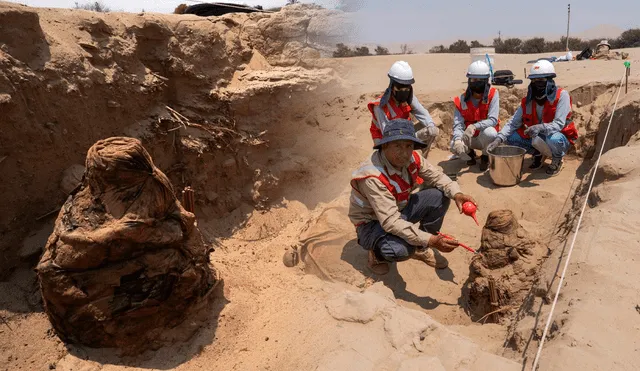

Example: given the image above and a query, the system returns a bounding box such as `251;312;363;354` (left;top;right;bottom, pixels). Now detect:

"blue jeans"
505;131;570;159
356;188;450;262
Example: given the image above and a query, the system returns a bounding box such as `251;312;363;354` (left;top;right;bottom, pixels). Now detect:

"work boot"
546;157;564;177
466;149;477;166
367;250;389;275
411;247;448;269
479;155;489;171
529;154;544;169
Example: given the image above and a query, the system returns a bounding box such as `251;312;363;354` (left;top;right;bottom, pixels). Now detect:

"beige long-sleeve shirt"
348;151;462;247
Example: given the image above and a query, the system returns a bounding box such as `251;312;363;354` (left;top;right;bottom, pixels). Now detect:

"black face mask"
393;90;411;103
531;80;548;99
469;81;486;94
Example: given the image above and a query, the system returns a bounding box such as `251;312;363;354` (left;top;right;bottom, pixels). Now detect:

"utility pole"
498;30;502;43
566;4;571;51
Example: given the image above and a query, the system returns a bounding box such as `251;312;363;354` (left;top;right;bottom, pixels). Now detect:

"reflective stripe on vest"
368;96;412;141
517;88;578;144
350;151;424;208
453;87;501;137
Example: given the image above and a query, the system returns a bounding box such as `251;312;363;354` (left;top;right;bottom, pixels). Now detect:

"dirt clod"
282;246;300;267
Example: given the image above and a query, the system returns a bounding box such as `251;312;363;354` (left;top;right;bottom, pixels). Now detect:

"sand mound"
317;282;521;371
36;137;218;354
506;129;640;368
561;98;640;230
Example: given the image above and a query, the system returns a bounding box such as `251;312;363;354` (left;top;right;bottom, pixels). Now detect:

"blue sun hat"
373;118;427;150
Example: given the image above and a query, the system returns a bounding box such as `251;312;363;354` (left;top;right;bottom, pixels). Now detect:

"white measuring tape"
531;67;629;370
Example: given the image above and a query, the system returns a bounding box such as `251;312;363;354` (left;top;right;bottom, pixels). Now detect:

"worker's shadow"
437;158;485;179
478;167;555;189
438;158;503;190
439;156;551;189
341;239;457;311
475;162;550;189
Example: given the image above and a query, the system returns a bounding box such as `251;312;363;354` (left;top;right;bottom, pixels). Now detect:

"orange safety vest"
350;151;424;225
367;95;412;141
453;87;501;137
517;88;579;145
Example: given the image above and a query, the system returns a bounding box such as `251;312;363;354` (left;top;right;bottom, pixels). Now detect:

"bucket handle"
516;156;524;184
491;147;525;184
504;154;524;184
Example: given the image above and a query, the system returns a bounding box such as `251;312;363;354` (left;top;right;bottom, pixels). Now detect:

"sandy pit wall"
0;1;352;277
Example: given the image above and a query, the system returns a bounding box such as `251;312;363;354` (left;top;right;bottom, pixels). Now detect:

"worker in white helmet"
451;61;500;171
367;61;439;157
593;39;629;60
487;60;578;176
596;40;611;55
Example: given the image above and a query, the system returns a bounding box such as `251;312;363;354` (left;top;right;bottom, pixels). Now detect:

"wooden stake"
626;67;630;94
565;4;571;51
488;277;499;323
182;186;195;213
524;67;527;79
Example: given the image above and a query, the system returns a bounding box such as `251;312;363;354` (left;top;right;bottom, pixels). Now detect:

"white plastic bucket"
470;47;495;66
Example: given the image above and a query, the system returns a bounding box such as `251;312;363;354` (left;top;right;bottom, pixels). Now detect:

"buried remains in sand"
36;137;219;354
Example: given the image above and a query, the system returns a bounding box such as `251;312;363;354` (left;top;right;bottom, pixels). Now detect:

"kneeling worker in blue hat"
348;118;478;275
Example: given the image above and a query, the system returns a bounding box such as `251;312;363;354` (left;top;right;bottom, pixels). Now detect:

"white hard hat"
528;60;556;79
466;61;490;79
388;61;415;85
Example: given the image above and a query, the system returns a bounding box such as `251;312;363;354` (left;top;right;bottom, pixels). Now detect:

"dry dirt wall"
0;2;348;276
503;128;640;369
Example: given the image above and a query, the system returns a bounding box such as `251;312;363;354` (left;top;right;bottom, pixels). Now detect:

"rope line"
531;67;629;370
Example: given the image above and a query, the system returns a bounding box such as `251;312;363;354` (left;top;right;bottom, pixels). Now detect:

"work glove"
487;137;503;152
426;125;439;137
464;124;477;141
416;126;439;141
415;127;428;141
524;124;545;137
452;140;468;156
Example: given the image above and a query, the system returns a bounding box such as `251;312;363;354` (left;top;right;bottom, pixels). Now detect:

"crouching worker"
368;61;439;158
451;61;500;171
487;60;578;176
348;118;478;275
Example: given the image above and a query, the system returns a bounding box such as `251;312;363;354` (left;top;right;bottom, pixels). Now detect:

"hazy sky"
7;0;640;43
345;0;639;43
